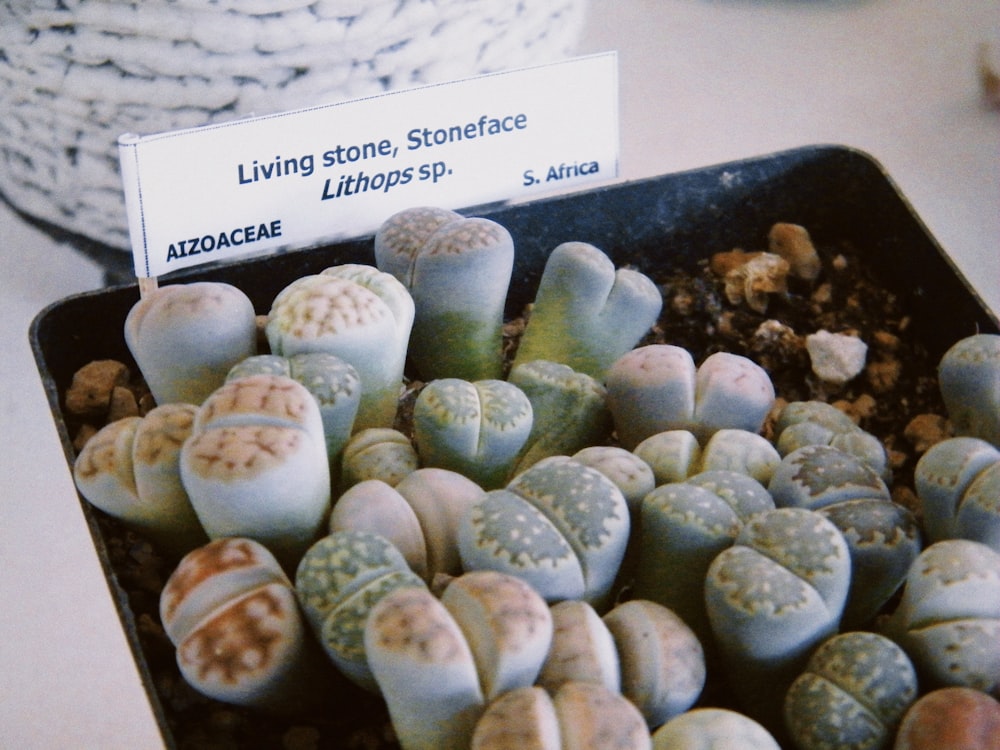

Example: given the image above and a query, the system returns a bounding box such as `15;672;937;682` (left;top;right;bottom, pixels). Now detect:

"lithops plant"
374;208;515;381
471;682;652;750
769;444;920;626
160;537;332;713
294;529;427;692
774;400;890;480
226;352;361;472
892;687;1000;750
361;570;552;750
914;436;1000;551
507;359;613;477
937;332;1000;446
881;539;1000;695
339;427;419;491
605;345;775;449
124;281;257;405
705;507;852;729
328;469;484;586
412;377;533;490
179;374;330;568
602;599;706;728
651;707;781;750
571;445;657;515
633;430;703;485
512;241;663;381
699;428;782;484
784;631;918;750
73;403;207;557
633;472;774;646
265;263;414;430
458;455;630;607
537;599;621;694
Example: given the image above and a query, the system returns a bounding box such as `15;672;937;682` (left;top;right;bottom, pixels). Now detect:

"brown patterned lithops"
74;403;207;557
160;537;327;713
537;599;621;694
180;374;331;567
364;586;485;750
265;264;414;430
124;281;257;405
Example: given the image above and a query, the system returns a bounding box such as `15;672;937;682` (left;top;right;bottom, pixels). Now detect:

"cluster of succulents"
72;208;1000;749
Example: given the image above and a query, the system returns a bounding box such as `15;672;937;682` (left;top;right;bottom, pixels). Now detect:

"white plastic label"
118;52;619;278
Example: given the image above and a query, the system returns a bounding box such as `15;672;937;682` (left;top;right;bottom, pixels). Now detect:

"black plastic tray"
30;145;999;747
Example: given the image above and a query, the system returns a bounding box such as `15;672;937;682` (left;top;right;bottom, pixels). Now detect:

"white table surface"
2;1;997;747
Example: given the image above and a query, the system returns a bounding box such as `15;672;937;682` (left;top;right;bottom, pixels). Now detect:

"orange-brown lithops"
160;537;325;712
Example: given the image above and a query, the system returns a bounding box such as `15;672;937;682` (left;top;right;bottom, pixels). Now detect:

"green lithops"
459;456;630;607
937;332;1000;446
294;530;427;692
914;436;1000;551
266;264;414;430
705;507;852;729
413;378;533;489
882;539;1000;695
339;427;419;491
512;241;663;381
374;207;514;381
507;359;613;477
634;471;774;647
784;631;918;750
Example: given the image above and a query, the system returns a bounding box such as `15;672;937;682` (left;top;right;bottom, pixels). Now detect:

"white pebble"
806;330;868;385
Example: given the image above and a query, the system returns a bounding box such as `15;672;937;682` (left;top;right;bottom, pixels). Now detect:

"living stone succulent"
892;687;1000;750
412;377;533;490
160;537;334;713
699;428;782;484
294;529;427;692
512;241;663;381
602;599;706;728
338;427;420;491
605;345;775;449
651;707;781;750
374;207;515;382
471;682;652;750
571;445;657;514
881;539;1000;696
633;430;703;485
914;436;1000;551
537;599;621;695
125;281;257;405
179;374;331;569
774;400;890;480
363;572;553;750
783;631;918;750
226;352;361;473
265;264;414;431
458;456;630;608
507;359;613;477
73;403;207;558
634;472;775;647
705;507;852;729
937;332;1000;447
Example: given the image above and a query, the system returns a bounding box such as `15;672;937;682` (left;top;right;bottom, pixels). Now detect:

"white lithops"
294;530;427;692
180;374;331;568
882;539;1000;695
459;456;630;607
160;537;329;713
784;631;918;750
124;281;257;405
265;264;414;431
602;600;706;728
705;507;852;728
74;403;207;557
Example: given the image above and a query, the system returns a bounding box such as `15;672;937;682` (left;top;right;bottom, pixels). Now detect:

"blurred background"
2;1;997;746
